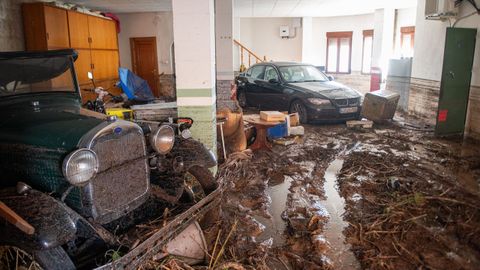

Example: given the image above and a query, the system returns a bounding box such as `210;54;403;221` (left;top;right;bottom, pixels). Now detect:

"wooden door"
43;6;69;49
74;49;93;84
91;50;119;80
88;16;118;49
67;11;90;48
130;37;159;96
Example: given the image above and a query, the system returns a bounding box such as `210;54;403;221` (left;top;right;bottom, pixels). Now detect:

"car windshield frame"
0;51;80;98
279;65;330;83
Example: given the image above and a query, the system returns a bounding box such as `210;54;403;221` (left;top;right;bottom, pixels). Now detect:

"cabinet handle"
88;37;92;43
46;32;49;40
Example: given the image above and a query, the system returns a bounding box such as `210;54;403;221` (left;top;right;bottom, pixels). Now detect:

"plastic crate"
267;122;288;139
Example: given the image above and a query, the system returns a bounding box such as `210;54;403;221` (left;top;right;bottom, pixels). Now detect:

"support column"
372;8;395;78
301;17;313;64
172;0;217;157
215;0;236;110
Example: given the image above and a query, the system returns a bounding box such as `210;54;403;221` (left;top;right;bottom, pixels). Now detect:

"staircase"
234;39;267;72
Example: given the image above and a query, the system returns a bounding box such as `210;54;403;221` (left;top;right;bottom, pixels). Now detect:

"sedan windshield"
0;55;76;97
279;65;329;83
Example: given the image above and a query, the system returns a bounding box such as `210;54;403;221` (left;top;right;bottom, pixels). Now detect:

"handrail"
233;39;267;71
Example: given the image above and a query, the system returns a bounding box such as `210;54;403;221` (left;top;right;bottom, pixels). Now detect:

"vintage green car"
0;49;219;269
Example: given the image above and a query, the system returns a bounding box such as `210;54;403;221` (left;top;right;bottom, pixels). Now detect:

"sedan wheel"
290;100;308;124
237;91;247;108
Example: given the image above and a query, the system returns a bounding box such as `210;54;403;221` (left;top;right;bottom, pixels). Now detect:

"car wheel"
237;91;247;108
181;165;217;203
0;244;75;270
290;100;308;124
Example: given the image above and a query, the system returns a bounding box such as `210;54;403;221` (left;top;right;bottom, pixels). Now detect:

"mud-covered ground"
207;115;480;270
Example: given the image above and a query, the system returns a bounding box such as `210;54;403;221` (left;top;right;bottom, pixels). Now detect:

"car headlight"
62;149;99;186
308;98;331;106
151;125;175;154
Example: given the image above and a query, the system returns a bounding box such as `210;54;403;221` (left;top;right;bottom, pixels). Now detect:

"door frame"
130;37;159;94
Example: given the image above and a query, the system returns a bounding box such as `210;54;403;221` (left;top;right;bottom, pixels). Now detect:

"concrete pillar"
215;0;236;110
372;8;395;78
233;16;241;72
172;0;217;157
301;17;313;64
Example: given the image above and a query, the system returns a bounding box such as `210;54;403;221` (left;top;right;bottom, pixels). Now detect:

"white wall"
393;7;417;58
311;13;375;71
117;12;174;74
412;0;479;86
239;17;302;63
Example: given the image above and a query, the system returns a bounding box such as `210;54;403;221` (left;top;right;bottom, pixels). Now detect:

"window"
362;30;374;74
326;31;352;74
279;65;329;83
400;26;415;57
264;66;279;81
249;65;265;80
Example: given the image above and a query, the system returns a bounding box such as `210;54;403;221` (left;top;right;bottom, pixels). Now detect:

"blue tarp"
118;68;155;102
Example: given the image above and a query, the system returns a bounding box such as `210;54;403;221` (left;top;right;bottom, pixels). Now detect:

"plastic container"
106;108;133;120
267;122;288;139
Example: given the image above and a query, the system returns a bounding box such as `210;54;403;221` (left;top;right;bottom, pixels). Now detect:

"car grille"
88;128;149;224
334;98;359;107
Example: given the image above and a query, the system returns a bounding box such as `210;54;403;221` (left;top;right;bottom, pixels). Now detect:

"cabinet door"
88;16;118;49
74;49;93;84
43;6;70;48
91;50;119;80
67;11;90;48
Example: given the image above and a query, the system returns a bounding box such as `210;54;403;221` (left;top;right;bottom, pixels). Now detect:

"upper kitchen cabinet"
67;11;90;49
22;3;70;50
88;16;118;50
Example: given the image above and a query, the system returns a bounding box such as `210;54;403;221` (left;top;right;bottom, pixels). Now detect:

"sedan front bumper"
305;104;362;122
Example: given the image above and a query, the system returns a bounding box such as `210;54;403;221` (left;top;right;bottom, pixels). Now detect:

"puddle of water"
255;176;293;247
321;159;360;269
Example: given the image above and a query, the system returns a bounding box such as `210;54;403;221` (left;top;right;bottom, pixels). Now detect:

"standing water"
322;159;360;269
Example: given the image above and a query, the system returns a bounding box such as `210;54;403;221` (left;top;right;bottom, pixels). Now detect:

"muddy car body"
236;62;363;123
0;49;218;269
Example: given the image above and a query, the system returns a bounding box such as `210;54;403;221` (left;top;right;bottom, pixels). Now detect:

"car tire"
290;100;308;124
0;244;75;270
237;90;247;108
181;165;218;203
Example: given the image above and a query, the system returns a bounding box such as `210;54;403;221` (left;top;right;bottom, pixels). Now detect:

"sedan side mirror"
327;75;334;81
268;78;279;84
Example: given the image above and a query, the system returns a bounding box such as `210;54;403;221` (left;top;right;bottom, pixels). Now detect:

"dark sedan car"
236;62;363;123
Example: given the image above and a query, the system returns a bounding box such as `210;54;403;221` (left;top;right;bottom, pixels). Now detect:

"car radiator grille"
88;129;149;224
334;98;359;107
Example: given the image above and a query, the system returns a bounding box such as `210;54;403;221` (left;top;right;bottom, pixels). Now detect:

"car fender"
0;186;78;250
170;137;217;170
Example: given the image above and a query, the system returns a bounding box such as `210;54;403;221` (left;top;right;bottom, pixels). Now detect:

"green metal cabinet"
435;27;477;136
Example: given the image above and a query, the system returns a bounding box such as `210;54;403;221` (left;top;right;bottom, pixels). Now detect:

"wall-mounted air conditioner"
425;0;458;20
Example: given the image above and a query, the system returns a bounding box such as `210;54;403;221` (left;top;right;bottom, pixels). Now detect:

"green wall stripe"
177;88;214;98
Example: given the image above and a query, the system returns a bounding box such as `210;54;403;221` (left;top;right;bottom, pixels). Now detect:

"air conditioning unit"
425;0;458;20
280;26;290;38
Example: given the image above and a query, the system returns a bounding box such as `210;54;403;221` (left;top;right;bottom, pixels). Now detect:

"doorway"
130;37;160;97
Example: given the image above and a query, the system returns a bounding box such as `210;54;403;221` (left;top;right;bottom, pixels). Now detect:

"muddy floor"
208;114;480;270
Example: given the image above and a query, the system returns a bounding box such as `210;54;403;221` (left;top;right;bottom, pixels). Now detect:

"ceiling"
234;0;418;17
65;0;417;16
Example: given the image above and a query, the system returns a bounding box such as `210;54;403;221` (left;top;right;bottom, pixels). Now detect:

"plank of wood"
260;111;286;122
0;201;35;235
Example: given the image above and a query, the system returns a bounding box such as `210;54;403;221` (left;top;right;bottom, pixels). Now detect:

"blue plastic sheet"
118;68;155;102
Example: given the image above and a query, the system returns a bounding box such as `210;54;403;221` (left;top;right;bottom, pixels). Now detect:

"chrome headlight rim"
62;148;99;187
150;125;175;154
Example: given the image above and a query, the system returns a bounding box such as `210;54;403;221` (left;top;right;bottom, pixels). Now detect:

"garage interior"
0;0;479;269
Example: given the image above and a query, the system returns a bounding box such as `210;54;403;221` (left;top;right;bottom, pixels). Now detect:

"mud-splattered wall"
0;0;38;51
409;0;480;138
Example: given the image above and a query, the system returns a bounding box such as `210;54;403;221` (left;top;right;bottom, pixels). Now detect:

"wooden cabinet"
67;11;90;49
22;3;69;50
88;16;118;50
91;50;119;80
22;2;120;98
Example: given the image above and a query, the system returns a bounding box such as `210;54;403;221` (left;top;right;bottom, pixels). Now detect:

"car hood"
287;81;361;99
0;96;103;151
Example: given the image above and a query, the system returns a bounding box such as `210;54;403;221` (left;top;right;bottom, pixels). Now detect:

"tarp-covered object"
118;68;155;102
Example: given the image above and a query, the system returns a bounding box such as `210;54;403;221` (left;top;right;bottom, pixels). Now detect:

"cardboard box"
260;111;285;122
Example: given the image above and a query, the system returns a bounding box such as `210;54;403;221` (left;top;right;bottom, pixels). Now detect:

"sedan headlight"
62;149;99;186
151;125;175;154
308;98;331;106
